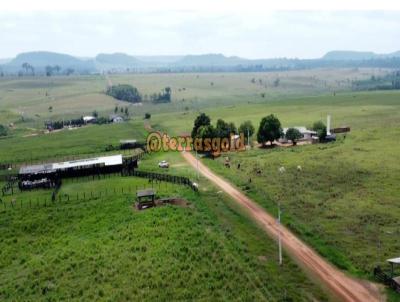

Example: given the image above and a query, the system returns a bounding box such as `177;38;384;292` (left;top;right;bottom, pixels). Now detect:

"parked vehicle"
158;160;169;168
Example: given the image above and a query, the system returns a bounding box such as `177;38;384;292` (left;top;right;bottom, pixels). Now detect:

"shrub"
312;121;327;140
285;128;302;145
106;84;142;103
0;124;8;137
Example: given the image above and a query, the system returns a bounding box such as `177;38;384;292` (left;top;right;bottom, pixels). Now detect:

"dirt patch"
133;197;192;211
156;197;191;208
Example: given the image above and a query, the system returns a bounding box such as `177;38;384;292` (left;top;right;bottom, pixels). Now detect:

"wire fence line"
2;166;197;197
0;180;182;212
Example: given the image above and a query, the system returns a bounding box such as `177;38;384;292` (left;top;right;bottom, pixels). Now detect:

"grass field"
0;121;146;164
155;91;400;285
0;168;327;301
0;71;399;300
0;68;383;130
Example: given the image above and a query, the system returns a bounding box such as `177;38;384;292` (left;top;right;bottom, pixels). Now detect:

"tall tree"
257;114;283;146
312;121;327;141
45;65;53;77
22;62;29;74
191;113;211;138
21;62;34;75
54;65;61;74
285;128;302;145
215;119;230;138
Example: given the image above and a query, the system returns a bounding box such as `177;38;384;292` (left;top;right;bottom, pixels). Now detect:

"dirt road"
181;152;383;302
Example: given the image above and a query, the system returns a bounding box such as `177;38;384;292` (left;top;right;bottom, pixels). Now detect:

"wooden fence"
1;176;18;195
0;181;183;212
374;266;400;293
130;170;198;192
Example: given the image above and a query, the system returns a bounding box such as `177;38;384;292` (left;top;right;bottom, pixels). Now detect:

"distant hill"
322;50;400;61
4;51;96;73
95;53;142;67
135;55;184;64
176;54;247;66
0;58;11;65
1;50;400;74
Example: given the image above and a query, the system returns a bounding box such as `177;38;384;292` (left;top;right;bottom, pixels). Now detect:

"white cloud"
0;11;399;58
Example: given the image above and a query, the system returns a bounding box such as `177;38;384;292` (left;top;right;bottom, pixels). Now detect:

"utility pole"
247;128;250;148
277;166;285;266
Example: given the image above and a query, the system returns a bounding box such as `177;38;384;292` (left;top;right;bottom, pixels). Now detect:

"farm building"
83;116;96;123
332;126;351;134
135;189;156;210
280;127;317;143
120;139;137;149
110;115;124;123
18;154;132;189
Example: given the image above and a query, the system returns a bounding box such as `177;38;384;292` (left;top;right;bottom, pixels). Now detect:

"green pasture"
0;120;146;164
0;71;399;300
0;68;382;131
169;91;400;286
0;172;327;301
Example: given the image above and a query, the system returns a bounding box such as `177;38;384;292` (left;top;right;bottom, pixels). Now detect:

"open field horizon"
1;69;399;301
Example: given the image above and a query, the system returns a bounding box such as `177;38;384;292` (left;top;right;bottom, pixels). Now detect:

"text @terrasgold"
146;132;246;153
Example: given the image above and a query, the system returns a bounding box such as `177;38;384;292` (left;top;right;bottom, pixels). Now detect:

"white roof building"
83;116;96;123
282;127;317;136
387;257;400;265
52;155;123;170
20;154;123;175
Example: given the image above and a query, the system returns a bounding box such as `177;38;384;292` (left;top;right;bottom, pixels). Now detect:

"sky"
1;8;400;59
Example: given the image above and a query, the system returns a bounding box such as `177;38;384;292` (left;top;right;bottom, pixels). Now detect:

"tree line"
16;62;75;77
106;84;172;104
191;113;329;149
352;70;400;91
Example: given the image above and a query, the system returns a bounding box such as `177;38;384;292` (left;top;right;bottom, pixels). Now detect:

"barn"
18;154;127;189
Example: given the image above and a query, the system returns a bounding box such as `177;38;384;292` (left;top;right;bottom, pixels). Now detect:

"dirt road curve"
181;152;383;302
